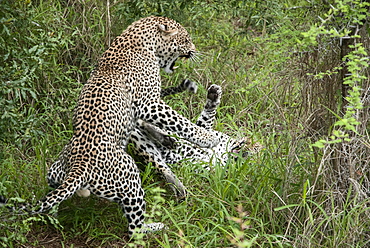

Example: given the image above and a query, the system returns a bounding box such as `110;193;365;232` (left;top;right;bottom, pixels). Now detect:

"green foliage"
307;0;369;148
0;196;62;248
0;1;83;146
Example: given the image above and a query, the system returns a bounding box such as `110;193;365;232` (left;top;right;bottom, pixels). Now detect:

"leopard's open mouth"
230;148;250;159
169;54;191;71
230;148;245;157
167;51;194;73
169;59;178;72
230;138;250;158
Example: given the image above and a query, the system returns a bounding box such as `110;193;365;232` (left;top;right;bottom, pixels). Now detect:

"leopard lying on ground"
0;16;223;237
131;81;263;174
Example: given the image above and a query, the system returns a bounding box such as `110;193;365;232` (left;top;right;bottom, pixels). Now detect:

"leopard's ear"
158;24;178;36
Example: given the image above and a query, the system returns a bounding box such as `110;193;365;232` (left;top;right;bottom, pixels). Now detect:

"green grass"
1;0;370;247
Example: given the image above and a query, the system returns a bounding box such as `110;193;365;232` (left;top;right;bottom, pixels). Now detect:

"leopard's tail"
0;167;86;214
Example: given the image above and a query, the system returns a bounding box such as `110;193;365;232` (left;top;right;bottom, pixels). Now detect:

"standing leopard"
56;80;263;199
0;16;222;237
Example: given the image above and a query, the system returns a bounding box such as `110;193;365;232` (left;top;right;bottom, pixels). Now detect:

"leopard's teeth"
173;66;179;70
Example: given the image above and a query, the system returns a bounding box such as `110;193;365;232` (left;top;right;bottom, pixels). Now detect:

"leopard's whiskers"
189;51;206;64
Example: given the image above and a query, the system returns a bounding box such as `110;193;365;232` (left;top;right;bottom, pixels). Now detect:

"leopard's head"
228;137;263;158
153;17;197;73
101;16;197;73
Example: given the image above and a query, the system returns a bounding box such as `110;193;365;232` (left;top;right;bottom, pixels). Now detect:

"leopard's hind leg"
88;150;165;236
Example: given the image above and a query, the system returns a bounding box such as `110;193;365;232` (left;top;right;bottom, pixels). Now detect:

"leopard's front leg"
196;84;222;130
141;100;221;149
130;125;187;198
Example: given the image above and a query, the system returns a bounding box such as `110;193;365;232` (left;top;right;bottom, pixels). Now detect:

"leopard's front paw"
206;84;222;107
139;222;166;234
182;79;198;94
175;185;188;200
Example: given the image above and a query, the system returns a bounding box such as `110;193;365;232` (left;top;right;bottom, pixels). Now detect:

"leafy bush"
0;1;81;146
